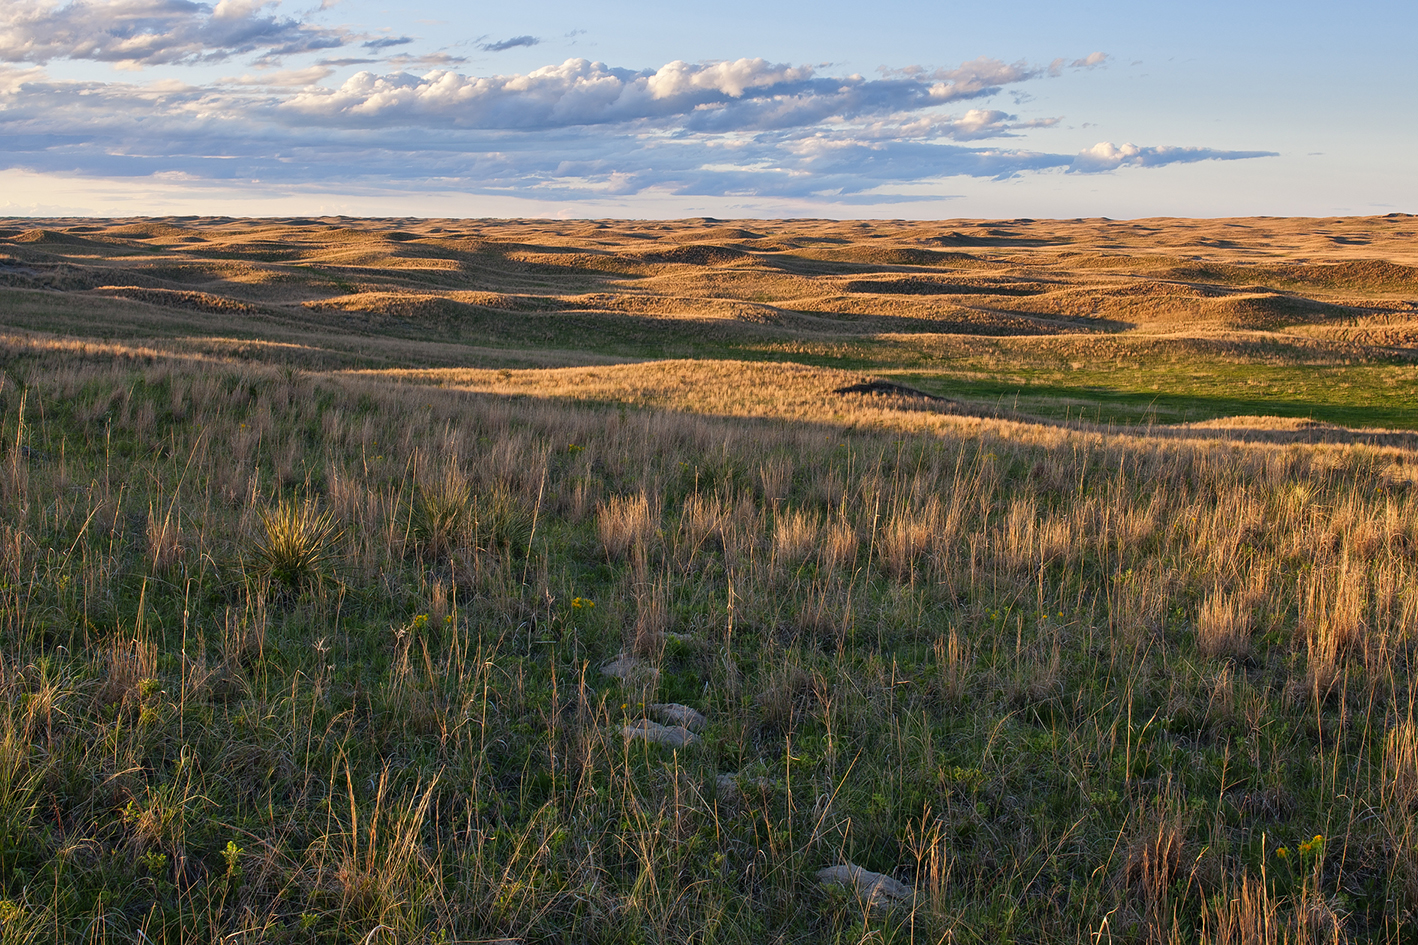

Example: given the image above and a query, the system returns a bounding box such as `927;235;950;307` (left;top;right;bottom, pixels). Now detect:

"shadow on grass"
901;373;1418;433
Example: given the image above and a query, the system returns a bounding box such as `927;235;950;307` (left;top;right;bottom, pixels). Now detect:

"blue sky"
1;0;1412;218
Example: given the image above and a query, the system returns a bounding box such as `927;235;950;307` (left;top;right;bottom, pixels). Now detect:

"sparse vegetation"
1;214;1418;942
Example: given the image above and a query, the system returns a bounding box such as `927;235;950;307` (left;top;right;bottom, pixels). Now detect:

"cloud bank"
0;0;352;66
0;4;1277;208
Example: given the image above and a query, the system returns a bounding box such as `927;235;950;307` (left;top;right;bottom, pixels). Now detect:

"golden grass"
597;491;658;561
5;214;1418;377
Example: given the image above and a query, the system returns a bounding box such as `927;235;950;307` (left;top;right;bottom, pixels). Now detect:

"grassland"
2;214;1418;942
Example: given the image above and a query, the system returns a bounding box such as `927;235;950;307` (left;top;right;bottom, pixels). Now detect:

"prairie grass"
597;492;658;560
3;214;1418;942
772;506;820;567
1196;588;1253;660
412;457;472;558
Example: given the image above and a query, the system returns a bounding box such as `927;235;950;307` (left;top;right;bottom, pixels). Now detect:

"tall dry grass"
0;331;1416;941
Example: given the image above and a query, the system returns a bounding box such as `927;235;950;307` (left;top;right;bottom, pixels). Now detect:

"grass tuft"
251;499;337;593
413;461;471;558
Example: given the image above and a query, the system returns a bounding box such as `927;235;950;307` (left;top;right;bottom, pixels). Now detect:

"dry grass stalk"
1385;717;1418;810
756;663;815;732
999;495;1038;573
758;455;793;504
145;503;184;573
220;597;268;669
326;766;441;923
597;492;657;560
1196;588;1253;660
564;475;597;523
1301;557;1369;696
679;492;725;553
632;580;669;659
772;507;820;567
821;516;859;572
1116;797;1193;945
879;496;940;580
933;629;970;702
98;631;157;708
1110;564;1171;644
903;811;951;919
429;578;449;629
1199;873;1344;945
793;577;850;648
1199;875;1284;945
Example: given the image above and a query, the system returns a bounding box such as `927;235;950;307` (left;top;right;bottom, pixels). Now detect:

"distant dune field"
4;213;1418;434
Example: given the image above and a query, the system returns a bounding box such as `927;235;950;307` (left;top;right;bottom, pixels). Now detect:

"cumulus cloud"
0;0;353;66
0;49;1276;206
276;55;1054;134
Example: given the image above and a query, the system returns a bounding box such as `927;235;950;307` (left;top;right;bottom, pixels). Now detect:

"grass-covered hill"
1;214;1418;942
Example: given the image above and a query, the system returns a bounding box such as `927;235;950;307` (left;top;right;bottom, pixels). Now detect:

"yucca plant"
252;500;337;593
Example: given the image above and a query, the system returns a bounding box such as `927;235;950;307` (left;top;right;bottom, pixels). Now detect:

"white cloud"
218;64;331;86
1049;51;1109;75
0;48;1277;206
1071;141;1275;173
0;0;353;66
211;0;270;20
279;58;816;129
276;55;1058;134
645;58;813;99
385;52;465;69
0;62;45;91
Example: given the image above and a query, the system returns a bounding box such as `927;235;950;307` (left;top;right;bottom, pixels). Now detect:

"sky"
0;0;1413;220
